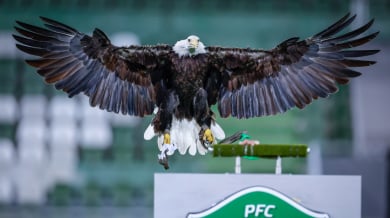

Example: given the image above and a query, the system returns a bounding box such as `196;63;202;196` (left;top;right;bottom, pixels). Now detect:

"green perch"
214;131;309;158
213;144;309;158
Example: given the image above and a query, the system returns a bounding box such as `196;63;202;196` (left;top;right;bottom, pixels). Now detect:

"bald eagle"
14;13;378;168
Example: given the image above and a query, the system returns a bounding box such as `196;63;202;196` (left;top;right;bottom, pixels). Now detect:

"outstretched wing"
13;17;172;117
207;13;379;119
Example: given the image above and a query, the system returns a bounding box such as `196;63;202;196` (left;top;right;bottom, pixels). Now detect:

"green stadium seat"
21;69;47;94
47;183;75;206
82;181;102;206
112;182;132;206
112;147;133;164
112;127;133;148
0;60;17;94
0;124;14;139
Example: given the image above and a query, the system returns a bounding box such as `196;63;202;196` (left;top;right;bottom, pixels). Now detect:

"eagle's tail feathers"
186;123;198;155
157;135;164;151
148;116;225;156
196;140;208;155
172;118;186;154
211;121;226;140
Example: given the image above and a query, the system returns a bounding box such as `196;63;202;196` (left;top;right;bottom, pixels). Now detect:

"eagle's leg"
163;131;171;144
194;88;214;149
157;124;177;170
155;91;179;169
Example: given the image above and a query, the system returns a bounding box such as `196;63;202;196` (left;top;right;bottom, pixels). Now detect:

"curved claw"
200;128;214;150
203;129;214;143
158;153;169;170
158;143;177;170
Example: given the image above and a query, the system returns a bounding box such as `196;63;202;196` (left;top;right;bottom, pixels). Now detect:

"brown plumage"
13;13;379;160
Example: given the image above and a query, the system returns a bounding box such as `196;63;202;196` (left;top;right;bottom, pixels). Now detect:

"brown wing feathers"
13;17;157;117
13;15;379;120
217;13;379;119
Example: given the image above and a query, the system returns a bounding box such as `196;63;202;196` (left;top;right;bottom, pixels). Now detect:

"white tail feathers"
211;122;225;140
143;116;225;156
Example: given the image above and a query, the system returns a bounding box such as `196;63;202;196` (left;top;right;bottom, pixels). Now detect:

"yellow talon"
163;133;171;144
203;128;214;144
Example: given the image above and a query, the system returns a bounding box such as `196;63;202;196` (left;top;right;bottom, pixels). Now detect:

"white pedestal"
154;173;361;218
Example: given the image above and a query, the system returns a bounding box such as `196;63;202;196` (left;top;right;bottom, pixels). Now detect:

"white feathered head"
173;35;207;57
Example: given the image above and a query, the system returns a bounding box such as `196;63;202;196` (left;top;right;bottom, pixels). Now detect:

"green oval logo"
187;186;329;218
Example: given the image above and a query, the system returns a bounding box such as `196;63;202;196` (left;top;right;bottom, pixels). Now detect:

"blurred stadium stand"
0;0;389;217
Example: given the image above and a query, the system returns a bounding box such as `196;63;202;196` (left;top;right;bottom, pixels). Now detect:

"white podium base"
154;173;360;218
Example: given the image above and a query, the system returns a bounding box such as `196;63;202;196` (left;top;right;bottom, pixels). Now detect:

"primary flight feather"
13;13;379;169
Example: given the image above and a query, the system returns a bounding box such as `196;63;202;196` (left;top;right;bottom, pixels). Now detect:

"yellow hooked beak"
189;38;199;48
188;37;199;54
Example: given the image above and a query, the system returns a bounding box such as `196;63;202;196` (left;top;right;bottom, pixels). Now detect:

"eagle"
13;13;379;169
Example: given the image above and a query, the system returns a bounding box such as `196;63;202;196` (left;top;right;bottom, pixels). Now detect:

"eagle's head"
173;35;207;57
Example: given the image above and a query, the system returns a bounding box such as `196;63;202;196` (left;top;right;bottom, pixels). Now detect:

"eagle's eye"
187;38;191;42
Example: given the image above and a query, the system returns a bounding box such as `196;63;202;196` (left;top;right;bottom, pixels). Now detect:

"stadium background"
0;0;389;217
